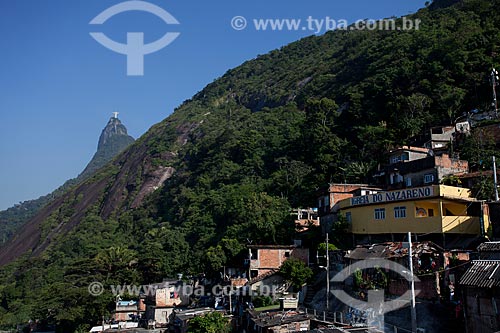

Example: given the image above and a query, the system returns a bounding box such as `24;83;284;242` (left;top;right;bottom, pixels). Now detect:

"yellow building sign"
351;187;433;206
337;185;488;236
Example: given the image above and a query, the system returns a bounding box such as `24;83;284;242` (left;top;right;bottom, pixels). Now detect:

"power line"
415;260;471;277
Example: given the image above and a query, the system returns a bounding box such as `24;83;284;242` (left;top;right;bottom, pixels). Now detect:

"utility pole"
480;200;485;237
408;232;417;333
325;233;330;311
491;68;499;118
493;156;499;202
317;233;330;311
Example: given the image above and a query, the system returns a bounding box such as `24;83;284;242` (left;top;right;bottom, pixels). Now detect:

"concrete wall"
115;311;136;322
250;248;309;278
250;274;285;293
156;287;181;307
251;248;309;270
154;307;175;325
389;148;428;164
435;154;468;180
463;288;500;333
403;168;437;188
388;276;439;300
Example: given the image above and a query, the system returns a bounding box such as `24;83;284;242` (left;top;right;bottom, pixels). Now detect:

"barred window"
394;206;406;218
374;208;385;220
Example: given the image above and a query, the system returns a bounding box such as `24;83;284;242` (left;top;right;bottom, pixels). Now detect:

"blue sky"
0;0;425;210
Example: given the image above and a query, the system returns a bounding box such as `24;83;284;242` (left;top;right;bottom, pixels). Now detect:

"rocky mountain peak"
98;116;131;148
79;115;135;180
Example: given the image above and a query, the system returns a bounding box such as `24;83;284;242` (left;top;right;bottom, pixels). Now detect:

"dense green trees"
2;0;500;330
187;312;231;333
279;258;313;291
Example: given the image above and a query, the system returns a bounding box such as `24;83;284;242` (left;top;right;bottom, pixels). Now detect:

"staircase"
304;268;327;306
304;284;317;306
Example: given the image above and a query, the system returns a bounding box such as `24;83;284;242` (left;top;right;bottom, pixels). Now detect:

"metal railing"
301;307;350;325
301;307;413;333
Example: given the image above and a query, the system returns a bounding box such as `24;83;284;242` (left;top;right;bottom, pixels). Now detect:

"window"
428;209;434;217
284;251;290;258
374;208;385;220
391;154;408;164
406;177;412;187
394;206;406;218
391;155;401;164
345;212;352;223
250;249;258;260
424;173;435;184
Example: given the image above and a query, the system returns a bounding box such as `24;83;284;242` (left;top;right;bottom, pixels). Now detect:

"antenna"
112;111;119;119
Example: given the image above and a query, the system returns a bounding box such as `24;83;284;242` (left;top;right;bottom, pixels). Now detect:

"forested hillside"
1;0;500;330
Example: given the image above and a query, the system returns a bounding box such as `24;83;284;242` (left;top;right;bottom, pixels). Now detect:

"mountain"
1;0;500;330
0;116;135;246
78;116;135;179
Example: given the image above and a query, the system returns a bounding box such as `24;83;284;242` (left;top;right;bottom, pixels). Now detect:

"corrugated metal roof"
477;242;500;252
460;260;500;288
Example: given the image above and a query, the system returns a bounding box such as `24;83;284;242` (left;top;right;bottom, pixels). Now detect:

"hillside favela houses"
318;140;489;245
460;242;500;333
375;146;469;189
84;132;500;333
248;244;310;280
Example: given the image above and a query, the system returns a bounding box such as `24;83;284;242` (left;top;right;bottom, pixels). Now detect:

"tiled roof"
458;170;499;179
251;311;312;328
249;269;279;285
390;146;430;153
460;260;500;288
248;244;297;249
345;241;442;260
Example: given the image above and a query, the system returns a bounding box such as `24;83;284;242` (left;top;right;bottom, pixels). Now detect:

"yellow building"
336;185;489;237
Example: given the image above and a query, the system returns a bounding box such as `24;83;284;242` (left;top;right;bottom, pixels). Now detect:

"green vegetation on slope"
2;0;500;330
